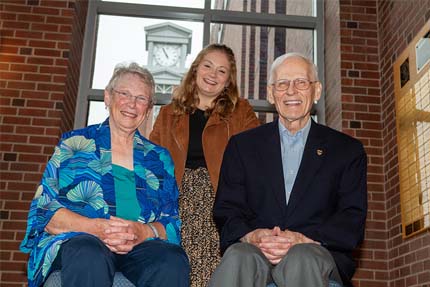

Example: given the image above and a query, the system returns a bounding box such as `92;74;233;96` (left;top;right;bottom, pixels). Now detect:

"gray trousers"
209;242;342;287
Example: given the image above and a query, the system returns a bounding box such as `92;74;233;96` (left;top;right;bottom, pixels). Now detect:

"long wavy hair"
171;43;239;118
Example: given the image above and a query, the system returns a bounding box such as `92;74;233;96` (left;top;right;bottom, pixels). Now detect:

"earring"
314;100;318;104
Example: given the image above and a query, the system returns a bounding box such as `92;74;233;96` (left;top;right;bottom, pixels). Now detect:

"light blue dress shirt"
279;119;311;204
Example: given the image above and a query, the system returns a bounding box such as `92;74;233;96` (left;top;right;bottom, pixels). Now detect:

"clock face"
153;44;181;67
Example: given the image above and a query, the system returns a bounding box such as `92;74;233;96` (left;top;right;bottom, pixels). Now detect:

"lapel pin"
317;149;323;156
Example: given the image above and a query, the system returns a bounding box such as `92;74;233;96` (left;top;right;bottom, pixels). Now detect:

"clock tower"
145;22;192;94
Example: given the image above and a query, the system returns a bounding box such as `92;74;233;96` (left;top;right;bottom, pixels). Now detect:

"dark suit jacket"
213;119;367;286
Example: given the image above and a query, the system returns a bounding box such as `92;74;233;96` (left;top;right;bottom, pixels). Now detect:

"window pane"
101;0;204;9
87;101;109;126
92;15;204;90
210;23;314;100
211;0;315;17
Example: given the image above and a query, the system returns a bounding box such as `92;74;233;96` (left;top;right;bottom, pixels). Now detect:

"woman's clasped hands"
95;216;153;254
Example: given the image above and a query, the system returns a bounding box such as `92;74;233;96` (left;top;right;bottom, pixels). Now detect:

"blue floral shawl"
20;119;181;287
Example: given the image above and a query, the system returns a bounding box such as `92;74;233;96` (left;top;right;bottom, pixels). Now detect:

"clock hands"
162;47;169;59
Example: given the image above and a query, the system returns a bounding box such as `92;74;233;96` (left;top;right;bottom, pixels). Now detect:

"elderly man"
209;53;367;287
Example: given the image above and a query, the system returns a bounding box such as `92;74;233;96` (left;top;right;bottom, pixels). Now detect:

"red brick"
1;221;29;231
0;191;20;200
26;56;55;65
1;72;23;80
14;30;44;39
60;25;72;33
12;144;42;153
3;20;30;30
23;173;43;182
0;12;18;21
26;99;54;108
28;135;59;145
32;6;61;15
40;0;68;8
0;172;23;180
10;64;38;72
0;272;28;282
34;48;61;57
0;54;26;63
55;58;68;66
0;46;20;54
23;73;52;82
18;154;48;163
17;13;46;22
39;66;67;74
0;107;18;115
2;4;32;13
15;126;45;135
46;16;73;25
18;108;48;117
9;211;31;221
31;23;59;32
20;91;49;100
13;252;29;261
36;83;65;92
7;81;36;90
28;39;57;48
0;133;28;143
45;32;72;41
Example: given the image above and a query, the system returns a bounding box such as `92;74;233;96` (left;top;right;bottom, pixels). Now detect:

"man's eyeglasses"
271;78;317;91
112;89;151;105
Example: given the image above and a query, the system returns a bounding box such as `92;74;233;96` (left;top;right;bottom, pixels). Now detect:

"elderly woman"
20;63;189;287
149;43;260;286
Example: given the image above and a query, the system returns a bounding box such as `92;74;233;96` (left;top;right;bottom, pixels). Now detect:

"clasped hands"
243;226;318;264
94;216;152;255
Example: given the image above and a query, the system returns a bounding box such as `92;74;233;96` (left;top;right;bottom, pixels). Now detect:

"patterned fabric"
180;168;220;287
20;119;181;287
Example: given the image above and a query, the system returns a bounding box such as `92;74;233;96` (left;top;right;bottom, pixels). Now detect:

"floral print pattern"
20;119;181;287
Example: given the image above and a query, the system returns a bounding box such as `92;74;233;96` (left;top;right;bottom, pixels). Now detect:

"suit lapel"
260;121;288;215
286;120;327;218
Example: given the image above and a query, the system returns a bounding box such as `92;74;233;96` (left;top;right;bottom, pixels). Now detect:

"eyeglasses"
112;89;151;105
271;78;317;91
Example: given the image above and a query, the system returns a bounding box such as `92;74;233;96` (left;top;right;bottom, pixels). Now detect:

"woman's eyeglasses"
112;89;151;105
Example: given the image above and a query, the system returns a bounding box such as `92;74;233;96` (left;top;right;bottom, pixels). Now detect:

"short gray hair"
106;62;156;106
268;52;319;84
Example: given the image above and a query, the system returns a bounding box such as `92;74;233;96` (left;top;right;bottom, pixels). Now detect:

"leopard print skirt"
180;167;221;287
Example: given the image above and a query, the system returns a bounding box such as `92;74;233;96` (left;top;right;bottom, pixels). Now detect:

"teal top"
112;164;141;221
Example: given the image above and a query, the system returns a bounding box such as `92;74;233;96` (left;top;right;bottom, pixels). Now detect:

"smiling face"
195;50;231;105
267;56;322;133
104;73;152;135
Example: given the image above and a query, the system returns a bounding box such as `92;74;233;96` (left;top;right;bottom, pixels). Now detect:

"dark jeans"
51;234;189;287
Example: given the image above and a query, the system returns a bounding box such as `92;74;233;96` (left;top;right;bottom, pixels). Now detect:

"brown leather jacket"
149;98;260;192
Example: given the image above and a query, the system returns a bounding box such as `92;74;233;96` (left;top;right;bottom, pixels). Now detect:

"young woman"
150;44;260;286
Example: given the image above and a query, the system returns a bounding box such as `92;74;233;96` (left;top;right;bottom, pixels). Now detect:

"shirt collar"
278;118;312;146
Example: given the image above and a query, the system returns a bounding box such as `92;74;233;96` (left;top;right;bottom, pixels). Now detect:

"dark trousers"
51;234;189;287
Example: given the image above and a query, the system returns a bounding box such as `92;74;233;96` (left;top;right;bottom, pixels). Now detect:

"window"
75;0;324;132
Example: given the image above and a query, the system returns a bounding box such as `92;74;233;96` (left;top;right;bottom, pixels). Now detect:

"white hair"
268;52;319;84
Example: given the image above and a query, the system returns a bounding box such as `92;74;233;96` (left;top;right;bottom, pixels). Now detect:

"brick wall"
325;0;430;286
377;0;430;286
338;1;387;285
0;0;86;285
